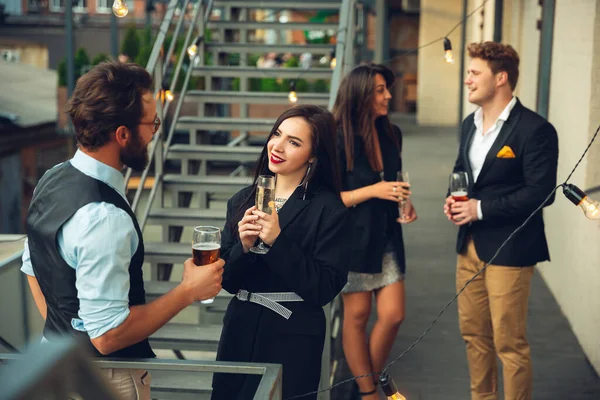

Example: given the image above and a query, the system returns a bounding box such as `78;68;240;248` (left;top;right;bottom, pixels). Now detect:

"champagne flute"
449;172;469;202
397;171;410;223
249;175;275;255
192;226;221;304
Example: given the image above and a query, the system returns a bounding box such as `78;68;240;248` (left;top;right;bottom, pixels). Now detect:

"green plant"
74;48;90;78
121;24;141;61
135;44;152;67
57;59;67;87
91;53;110;66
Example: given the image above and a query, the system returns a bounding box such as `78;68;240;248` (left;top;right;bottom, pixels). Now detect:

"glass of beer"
249;175;275;255
397;171;410;223
449;172;469;202
192;226;221;304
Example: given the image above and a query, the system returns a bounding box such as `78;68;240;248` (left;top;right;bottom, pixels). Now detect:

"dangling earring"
300;162;312;200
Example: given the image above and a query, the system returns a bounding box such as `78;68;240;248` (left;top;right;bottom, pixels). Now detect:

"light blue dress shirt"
21;150;138;339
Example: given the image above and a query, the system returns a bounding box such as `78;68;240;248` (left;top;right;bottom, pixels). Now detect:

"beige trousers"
100;368;152;400
457;238;534;400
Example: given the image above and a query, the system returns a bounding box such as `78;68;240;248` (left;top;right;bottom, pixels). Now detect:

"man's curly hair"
467;42;520;91
66;62;153;150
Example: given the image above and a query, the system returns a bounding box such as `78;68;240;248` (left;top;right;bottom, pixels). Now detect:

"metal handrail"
328;0;354;110
136;0;214;230
0;337;282;399
124;0;182;191
130;0;207;213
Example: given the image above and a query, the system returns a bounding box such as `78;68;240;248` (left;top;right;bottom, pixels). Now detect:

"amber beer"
451;191;469;202
192;243;220;266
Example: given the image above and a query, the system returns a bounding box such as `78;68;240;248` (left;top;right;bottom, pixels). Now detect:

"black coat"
211;183;351;400
337;124;406;274
453;99;559;266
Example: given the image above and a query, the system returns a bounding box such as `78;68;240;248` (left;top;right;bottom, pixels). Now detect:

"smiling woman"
332;63;417;399
212;105;351;400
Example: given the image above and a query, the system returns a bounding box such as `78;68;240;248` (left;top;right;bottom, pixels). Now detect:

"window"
49;0;87;11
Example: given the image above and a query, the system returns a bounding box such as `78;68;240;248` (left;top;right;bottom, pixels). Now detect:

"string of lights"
286;121;600;399
285;0;490;104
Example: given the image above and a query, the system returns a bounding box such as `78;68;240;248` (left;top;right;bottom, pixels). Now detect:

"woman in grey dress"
332;63;417;399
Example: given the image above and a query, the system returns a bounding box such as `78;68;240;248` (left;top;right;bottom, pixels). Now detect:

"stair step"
213;0;342;10
151;323;222;352
205;42;333;55
151;369;212;400
147;207;226;228
162;174;251;194
186;90;329;106
192;66;332;79
176;116;275;132
166;144;261;163
208;21;338;30
145;281;233;303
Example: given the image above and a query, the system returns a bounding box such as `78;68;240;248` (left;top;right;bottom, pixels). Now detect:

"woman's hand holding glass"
372;180;411;202
238;206;261;253
252;206;281;247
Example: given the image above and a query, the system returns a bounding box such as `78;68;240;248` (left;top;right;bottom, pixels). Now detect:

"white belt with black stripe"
235;289;304;319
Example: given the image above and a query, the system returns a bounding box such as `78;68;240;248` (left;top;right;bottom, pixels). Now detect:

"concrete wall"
416;0;463;126
539;0;600;375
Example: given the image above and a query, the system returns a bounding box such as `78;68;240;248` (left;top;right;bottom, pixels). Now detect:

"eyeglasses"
140;115;161;134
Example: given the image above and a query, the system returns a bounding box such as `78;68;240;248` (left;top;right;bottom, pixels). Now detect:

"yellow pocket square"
497;146;516;158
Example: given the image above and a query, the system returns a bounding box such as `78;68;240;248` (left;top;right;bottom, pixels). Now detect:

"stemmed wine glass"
249;175;275;254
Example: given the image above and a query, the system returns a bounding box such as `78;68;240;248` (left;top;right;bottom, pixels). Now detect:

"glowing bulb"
187;44;198;59
187;36;203;59
443;37;454;64
165;89;174;102
288;90;298;103
330;57;337;69
563;184;600;220
580;196;600;219
112;0;128;17
329;46;337;69
288;81;298;104
379;374;407;400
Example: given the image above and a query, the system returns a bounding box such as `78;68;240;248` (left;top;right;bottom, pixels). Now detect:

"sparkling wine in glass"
449;172;469;203
192;226;221;304
249;175;275;255
397;171;410;223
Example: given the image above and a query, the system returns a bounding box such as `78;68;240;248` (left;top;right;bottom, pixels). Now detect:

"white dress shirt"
469;96;517;220
22;150;137;339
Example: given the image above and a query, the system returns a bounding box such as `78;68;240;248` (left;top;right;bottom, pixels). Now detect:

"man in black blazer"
444;42;559;400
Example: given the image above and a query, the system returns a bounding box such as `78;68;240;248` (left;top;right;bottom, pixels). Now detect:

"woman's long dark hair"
332;63;399;172
234;105;342;226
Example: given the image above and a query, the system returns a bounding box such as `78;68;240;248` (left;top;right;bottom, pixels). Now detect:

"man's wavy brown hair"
467;42;520;90
66;62;153;150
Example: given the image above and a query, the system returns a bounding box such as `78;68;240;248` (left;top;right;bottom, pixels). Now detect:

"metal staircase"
124;0;362;397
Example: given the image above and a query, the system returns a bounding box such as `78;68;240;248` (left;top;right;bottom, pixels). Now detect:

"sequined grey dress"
341;241;404;293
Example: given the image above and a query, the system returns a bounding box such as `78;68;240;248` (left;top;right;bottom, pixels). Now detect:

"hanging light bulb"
329;46;337;69
379;373;407;400
162;82;174;102
112;0;129;18
443;37;454;64
562;184;600;220
187;36;203;59
288;81;298;104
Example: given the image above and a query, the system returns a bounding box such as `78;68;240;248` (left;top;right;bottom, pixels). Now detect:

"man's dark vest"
26;161;155;358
